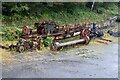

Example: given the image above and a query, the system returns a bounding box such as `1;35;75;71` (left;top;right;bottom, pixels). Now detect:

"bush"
41;36;54;47
96;8;105;14
1;27;22;41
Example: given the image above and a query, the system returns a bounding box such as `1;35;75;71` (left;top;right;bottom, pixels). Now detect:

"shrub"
97;8;105;14
1;27;22;41
41;36;54;47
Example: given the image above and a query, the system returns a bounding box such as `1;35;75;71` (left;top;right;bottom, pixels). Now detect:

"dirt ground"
1;23;119;78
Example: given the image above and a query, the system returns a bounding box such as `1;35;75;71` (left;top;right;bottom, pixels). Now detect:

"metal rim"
81;28;90;38
50;42;59;51
18;45;25;53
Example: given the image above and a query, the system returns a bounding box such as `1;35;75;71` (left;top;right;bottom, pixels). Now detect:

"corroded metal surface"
13;16;117;52
50;29;90;51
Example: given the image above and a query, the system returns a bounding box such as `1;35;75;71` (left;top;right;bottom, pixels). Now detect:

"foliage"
1;2;119;41
1;27;22;41
2;2;118;25
41;36;54;47
96;7;105;14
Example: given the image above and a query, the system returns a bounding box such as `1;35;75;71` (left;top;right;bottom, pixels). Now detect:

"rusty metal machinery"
16;38;41;53
21;21;86;40
18;18;118;52
50;28;90;51
15;19;107;52
19;20;104;52
8;16;118;52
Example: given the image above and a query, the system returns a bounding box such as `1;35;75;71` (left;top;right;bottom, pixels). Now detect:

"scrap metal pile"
9;17;117;52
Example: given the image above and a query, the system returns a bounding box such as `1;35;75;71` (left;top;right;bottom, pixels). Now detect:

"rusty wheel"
84;35;90;44
17;45;25;53
81;29;90;44
50;43;57;51
81;28;90;38
50;42;59;51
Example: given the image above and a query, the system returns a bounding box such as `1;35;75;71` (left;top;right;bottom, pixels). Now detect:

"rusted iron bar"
50;35;90;51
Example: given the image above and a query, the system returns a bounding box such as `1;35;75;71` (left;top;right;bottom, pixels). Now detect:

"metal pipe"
50;36;90;51
57;39;85;47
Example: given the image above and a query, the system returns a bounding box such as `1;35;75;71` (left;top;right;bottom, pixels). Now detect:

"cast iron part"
50;29;90;51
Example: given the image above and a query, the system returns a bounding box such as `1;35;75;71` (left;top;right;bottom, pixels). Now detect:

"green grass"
2;4;117;27
1;27;22;41
2;3;118;41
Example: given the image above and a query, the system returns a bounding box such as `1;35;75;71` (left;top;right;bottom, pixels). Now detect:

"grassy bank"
1;2;118;41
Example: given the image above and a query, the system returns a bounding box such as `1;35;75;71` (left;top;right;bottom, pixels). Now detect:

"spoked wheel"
17;45;25;53
81;29;90;44
50;43;57;51
81;28;90;38
50;42;60;51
